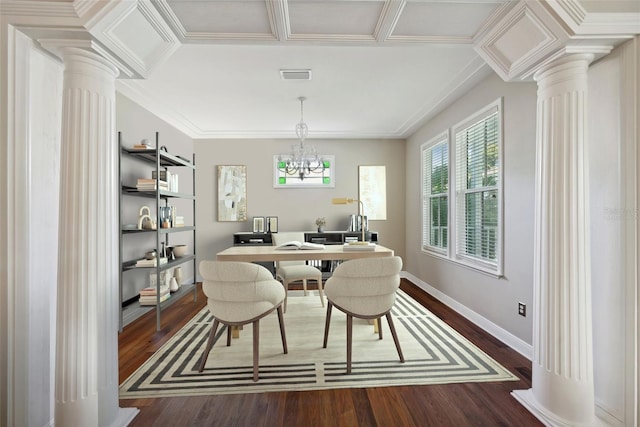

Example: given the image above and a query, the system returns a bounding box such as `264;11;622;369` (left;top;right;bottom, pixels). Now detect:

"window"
454;102;501;272
273;155;335;188
421;133;448;254
421;100;502;275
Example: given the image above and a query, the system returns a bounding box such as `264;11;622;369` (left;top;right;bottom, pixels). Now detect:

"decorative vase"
170;277;179;293
317;226;324;233
174;267;183;286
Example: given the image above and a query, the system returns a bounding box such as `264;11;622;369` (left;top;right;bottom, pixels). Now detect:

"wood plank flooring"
118;279;542;426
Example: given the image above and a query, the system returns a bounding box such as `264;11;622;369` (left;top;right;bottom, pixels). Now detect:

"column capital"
533;53;594;85
474;0;638;82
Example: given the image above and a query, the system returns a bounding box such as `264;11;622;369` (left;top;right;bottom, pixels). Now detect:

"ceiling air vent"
280;69;312;81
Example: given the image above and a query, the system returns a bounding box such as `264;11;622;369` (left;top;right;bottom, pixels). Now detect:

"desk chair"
322;256;405;374
272;232;324;312
198;260;287;381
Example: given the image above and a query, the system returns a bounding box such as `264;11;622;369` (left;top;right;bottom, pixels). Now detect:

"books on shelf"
139;285;170;305
132;144;154;150
135;257;168;268
174;216;185;227
275;241;325;250
139;293;171;306
342;242;377;251
136;178;169;191
152;170;179;192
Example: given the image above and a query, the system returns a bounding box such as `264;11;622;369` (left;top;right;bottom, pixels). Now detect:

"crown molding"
117;79;405;140
116;79;204;138
545;0;640;35
152;0;187;41
0;0;78;18
396;56;493;137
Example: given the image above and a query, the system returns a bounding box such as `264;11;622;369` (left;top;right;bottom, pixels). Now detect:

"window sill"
421;248;504;279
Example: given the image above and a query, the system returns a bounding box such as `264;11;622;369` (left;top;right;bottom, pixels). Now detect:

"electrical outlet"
518;302;526;317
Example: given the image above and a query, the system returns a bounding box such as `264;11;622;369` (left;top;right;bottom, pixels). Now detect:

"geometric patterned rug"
120;290;518;398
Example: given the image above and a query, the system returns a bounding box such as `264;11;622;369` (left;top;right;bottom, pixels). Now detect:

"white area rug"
120;290;517;398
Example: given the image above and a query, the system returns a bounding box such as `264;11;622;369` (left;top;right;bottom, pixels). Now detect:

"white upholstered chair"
322;256;405;374
272;232;324;312
198;260;287;381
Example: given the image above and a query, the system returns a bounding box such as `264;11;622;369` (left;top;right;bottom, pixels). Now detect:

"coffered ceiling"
115;0;513;139
110;0;639;139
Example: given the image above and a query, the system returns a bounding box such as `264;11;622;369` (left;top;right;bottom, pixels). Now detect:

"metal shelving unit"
118;131;197;331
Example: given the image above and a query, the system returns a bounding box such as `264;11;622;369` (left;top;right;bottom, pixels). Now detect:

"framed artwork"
252;217;265;233
273;155;335;188
266;216;278;233
217;165;247;221
358;165;387;220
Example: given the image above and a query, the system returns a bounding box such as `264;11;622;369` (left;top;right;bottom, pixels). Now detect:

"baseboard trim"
401;271;533;360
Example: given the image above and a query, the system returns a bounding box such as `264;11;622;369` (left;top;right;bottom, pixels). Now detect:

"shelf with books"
118;131;197;332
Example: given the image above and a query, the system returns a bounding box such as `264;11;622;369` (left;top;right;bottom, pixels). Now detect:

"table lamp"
331;198;368;244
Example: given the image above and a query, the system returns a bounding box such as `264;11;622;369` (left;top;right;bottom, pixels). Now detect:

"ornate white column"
55;47;136;426
512;54;596;426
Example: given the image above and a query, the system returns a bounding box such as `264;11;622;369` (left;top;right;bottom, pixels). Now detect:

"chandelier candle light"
278;97;325;181
331;198;368;244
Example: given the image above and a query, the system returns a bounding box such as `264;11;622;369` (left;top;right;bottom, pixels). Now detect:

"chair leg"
277;305;288;354
317;277;325;307
226;324;232;346
252;320;259;382
378;317;383;340
283;280;289;313
322;302;333;348
302;279;308;295
386;312;405;363
346;314;353;374
198;319;220;372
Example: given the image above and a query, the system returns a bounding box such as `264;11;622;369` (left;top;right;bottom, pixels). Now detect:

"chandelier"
278;96;325;181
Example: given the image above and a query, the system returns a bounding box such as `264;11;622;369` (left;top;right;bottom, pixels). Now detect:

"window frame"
421;131;450;256
420;99;504;277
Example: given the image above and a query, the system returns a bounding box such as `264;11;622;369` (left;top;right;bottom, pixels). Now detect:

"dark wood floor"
118;279;542;426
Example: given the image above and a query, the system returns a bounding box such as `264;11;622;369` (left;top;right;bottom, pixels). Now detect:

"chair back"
272;232;308;267
324;256;403;315
199;260;285;322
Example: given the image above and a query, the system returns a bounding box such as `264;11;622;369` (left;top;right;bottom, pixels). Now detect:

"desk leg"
232;325;243;339
368;319;379;334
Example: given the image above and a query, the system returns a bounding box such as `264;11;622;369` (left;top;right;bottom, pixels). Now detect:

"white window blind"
454;104;501;270
421;135;448;253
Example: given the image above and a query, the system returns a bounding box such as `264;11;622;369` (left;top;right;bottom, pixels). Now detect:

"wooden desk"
216;244;394;262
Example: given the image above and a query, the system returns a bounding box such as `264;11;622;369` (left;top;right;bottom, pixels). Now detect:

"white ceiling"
115;0;510;139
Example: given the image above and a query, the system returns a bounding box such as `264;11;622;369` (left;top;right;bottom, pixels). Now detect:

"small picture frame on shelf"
252;216;265;233
266;216;278;233
149;271;170;291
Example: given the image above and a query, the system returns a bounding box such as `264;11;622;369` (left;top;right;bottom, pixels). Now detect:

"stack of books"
136;178;169;191
139;286;170;306
135;257;168;268
343;242;377;251
132;144;153;150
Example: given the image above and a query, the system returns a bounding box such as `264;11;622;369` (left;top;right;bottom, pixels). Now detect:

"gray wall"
405;73;538;345
194;138;406;276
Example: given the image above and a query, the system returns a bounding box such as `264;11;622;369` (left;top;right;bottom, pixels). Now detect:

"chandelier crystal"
278;96;325;181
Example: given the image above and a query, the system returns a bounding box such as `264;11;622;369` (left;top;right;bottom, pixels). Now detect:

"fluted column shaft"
55;48;120;426
521;54;597;425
